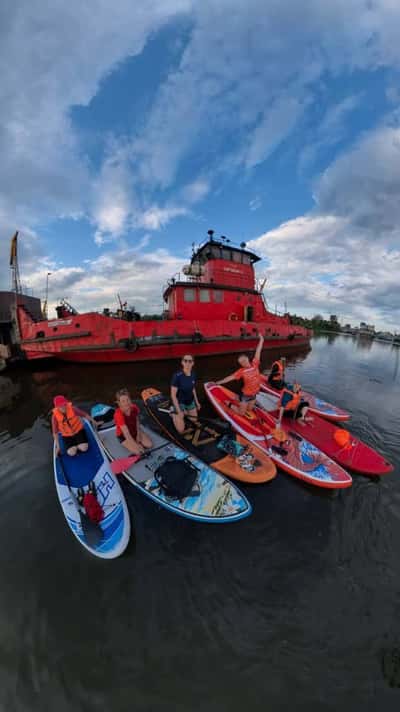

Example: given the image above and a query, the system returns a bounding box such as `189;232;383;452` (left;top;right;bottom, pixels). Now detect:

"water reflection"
1;335;400;710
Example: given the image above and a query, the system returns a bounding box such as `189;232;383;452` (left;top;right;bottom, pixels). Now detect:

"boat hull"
36;337;309;363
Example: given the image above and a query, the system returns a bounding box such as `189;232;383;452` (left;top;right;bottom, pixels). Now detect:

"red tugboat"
16;231;311;363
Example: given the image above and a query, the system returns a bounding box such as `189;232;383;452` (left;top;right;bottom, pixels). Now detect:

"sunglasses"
183;358;193;363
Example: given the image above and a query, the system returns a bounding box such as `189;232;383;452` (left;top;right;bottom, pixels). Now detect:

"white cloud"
182;179;210;204
123;0;400;190
249;118;400;330
0;0;193;252
249;196;262;211
39;245;184;316
244;94;309;169
299;94;363;173
137;205;188;231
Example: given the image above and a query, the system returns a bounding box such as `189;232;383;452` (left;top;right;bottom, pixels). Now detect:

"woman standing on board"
171;354;201;434
114;389;153;455
216;333;264;415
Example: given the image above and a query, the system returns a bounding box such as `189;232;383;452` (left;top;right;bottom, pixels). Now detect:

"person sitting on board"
114;388;152;455
52;395;97;457
216;333;264;415
267;356;286;390
277;383;310;426
170;354;201;434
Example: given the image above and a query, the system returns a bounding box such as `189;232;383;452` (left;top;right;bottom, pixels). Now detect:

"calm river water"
0;334;399;712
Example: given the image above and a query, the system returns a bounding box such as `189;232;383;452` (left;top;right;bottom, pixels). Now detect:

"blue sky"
1;0;400;329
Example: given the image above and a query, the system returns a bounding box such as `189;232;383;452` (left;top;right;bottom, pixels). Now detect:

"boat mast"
9;231;22;295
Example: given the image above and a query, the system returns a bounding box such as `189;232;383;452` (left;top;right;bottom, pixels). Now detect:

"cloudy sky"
1;0;400;329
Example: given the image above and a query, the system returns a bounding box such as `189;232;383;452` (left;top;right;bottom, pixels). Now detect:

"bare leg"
138;431;153;449
77;442;89;453
298;405;310;424
172;412;186;434
185;407;198;423
67;446;78;456
120;438;144;455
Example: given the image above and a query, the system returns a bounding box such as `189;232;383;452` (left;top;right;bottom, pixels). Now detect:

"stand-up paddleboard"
257;391;393;476
91;405;252;524
205;383;352;489
53;421;131;558
260;375;350;422
141;388;276;484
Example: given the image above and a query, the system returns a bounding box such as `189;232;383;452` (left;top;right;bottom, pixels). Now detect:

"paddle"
110;443;167;475
111;454;140;475
156;406;232;434
57;454;103;548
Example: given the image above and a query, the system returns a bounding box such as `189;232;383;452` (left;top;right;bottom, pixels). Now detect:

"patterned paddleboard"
53;421;131;558
92;405;252;523
205;383;352;489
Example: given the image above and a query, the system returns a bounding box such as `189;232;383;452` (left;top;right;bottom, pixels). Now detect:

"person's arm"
254;333;264;362
170;385;182;416
193;387;201;410
216;372;237;386
120;423;144;452
136;408;142;437
74;406;98;429
52;415;61;455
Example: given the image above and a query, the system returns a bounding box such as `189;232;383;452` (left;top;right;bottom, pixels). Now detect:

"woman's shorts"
172;401;196;413
63;428;88;449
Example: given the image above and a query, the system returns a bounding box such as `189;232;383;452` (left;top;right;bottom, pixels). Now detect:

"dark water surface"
0;335;399;712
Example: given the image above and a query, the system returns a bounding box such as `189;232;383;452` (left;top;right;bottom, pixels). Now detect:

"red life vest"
271;360;284;382
53;403;84;437
280;388;301;412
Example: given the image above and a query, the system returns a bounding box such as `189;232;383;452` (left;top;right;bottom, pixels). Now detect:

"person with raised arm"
216;334;264;415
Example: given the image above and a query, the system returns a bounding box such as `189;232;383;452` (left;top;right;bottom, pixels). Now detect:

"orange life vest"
271;360;284;381
280;388;301;412
53;403;84;437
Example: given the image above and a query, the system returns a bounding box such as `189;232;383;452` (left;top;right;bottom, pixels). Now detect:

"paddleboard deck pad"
205;383;352;489
92;405;252;523
53;421;131;558
141;388;276;484
256;391;393;476
260;375;350;422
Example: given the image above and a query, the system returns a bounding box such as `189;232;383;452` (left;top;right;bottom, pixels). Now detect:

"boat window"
199;289;210;302
184;288;196;302
222;248;231;261
213;290;223;303
242;254;251;265
232;251;242;263
211;246;221;259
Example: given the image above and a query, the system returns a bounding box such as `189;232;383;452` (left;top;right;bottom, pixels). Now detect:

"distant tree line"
288;313;340;332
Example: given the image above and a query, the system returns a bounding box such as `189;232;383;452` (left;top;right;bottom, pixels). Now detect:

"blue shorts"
173;401;196;413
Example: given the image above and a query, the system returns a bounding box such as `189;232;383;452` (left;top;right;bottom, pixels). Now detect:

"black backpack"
154;457;200;500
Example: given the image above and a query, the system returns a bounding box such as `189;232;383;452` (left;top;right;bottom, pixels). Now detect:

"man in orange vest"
216;333;264;415
268;356;286;390
277;383;310;426
52;395;97;457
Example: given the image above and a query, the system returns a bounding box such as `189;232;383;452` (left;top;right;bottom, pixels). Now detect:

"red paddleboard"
205;383;352;490
256;391;393;476
260;375;350;422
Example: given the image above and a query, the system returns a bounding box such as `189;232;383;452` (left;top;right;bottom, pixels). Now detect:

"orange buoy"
334;428;351;448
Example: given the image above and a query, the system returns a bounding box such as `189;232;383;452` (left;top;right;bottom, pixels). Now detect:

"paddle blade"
111;454;140;475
